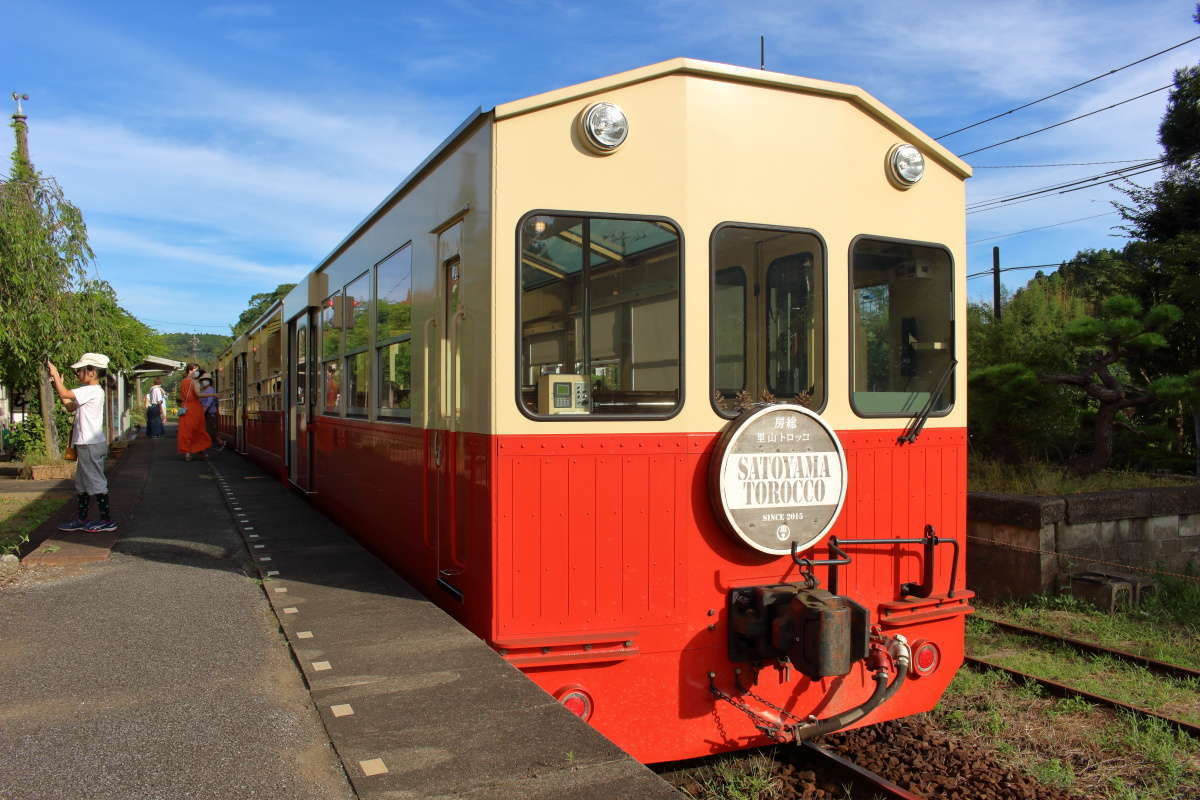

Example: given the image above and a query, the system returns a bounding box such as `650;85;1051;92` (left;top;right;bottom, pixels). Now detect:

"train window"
518;212;681;418
344;271;370;416
376;245;412;420
320;289;342;415
320;290;342;361
713;267;745;395
711;225;825;416
850;238;954;417
323;360;340;415
345;350;369;415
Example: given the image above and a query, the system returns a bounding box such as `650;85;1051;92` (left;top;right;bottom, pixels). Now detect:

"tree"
968;273;1089;463
232;283;295;337
1038;296;1181;474
0;105;92;458
1106;12;1200;472
0;103;158;458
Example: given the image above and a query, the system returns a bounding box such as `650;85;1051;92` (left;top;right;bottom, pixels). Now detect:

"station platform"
0;433;679;799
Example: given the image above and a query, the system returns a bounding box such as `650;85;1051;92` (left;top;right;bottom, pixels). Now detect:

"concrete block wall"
967;485;1200;601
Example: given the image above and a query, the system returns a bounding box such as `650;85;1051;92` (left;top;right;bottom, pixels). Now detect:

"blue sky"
6;0;1199;334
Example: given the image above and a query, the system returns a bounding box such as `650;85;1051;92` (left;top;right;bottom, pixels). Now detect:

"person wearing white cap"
47;353;117;533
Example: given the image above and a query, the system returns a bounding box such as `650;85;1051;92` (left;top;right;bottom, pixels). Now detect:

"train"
214;58;974;764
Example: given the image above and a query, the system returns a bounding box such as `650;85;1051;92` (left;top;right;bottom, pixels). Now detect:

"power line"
973;158;1160;168
936;35;1200;139
966;262;1063;279
958;84;1173;157
967;160;1164;213
967;211;1119;244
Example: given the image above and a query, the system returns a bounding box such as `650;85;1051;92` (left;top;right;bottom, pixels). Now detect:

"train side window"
319;289;343;415
710;225;825;417
850;237;954;417
343;271;371;416
376;244;412;420
713;267;746;396
518;212;681;418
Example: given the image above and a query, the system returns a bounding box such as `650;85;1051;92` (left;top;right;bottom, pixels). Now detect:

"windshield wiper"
897;358;957;445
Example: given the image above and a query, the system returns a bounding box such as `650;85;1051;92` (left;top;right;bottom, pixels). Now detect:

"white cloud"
92;227;306;281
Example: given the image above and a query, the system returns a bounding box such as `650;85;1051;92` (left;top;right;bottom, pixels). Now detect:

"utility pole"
992;246;1002;322
10;93;30;167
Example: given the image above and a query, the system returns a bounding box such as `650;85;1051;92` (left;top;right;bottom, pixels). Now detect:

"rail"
962;656;1200;740
799;741;927;800
974;614;1200;683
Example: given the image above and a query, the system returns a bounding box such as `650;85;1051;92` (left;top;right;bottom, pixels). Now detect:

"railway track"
974;614;1200;682
798;740;927;799
963;655;1200;739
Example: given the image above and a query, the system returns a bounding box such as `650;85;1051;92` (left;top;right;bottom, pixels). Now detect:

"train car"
215;58;974;764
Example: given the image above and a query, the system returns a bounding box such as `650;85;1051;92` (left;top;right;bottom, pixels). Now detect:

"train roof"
495;58;971;179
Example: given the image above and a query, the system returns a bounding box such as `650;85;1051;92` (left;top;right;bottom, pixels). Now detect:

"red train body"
216;60;973;764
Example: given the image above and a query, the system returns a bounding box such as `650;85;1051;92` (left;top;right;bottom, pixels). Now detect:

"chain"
708;672;788;741
967;535;1200;583
711;704;729;744
743;685;806;725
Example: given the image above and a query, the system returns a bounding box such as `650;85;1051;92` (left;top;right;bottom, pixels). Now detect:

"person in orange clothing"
176;363;212;461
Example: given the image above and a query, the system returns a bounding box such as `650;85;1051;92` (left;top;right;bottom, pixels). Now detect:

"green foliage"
1158;64;1200;170
231;283;295;337
968;275;1088;462
0;115;157;456
4;401;72;458
155;332;232;366
4;417;44;459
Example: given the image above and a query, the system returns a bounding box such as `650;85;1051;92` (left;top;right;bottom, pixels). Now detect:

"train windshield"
519;213;681;417
711;225;825;415
851;238;954;416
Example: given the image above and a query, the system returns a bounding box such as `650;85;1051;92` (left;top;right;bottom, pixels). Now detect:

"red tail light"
555;686;594;721
911;640;941;676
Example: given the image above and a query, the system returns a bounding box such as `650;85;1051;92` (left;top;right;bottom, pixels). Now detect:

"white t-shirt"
72;384;106;445
149;385;166;406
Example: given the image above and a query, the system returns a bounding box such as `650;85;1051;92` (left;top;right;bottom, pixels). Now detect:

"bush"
5;401;73;459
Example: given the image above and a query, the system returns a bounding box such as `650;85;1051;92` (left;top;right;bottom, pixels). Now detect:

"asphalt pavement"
0;433;354;800
1;429;680;799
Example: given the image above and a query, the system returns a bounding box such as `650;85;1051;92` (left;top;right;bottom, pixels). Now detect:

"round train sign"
709;404;848;555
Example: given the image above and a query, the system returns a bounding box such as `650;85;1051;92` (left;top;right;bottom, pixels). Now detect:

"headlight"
887;143;925;187
579;102;628;153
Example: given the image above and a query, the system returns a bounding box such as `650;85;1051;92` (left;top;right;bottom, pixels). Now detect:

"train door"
235;353;247;453
288;312;315;492
433;221;465;600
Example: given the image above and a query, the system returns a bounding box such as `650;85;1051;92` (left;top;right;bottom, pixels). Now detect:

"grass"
967;617;1200;725
0;495;70;554
16;452;70;468
672;751;784;800
968;457;1196;495
978;591;1200;670
936;666;1200;799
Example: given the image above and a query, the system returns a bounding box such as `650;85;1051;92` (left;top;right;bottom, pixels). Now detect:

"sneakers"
84;519;119;533
57;518;90;532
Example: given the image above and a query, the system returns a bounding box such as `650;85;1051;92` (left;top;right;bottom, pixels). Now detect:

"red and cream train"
215;59;974;764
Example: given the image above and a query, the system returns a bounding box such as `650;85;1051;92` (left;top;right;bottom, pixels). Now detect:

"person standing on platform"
146;377;166;438
196;374;220;449
48;353;117;533
176;363;212;461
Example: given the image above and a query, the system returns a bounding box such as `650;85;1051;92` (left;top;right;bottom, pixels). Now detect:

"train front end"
490;59;973;763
